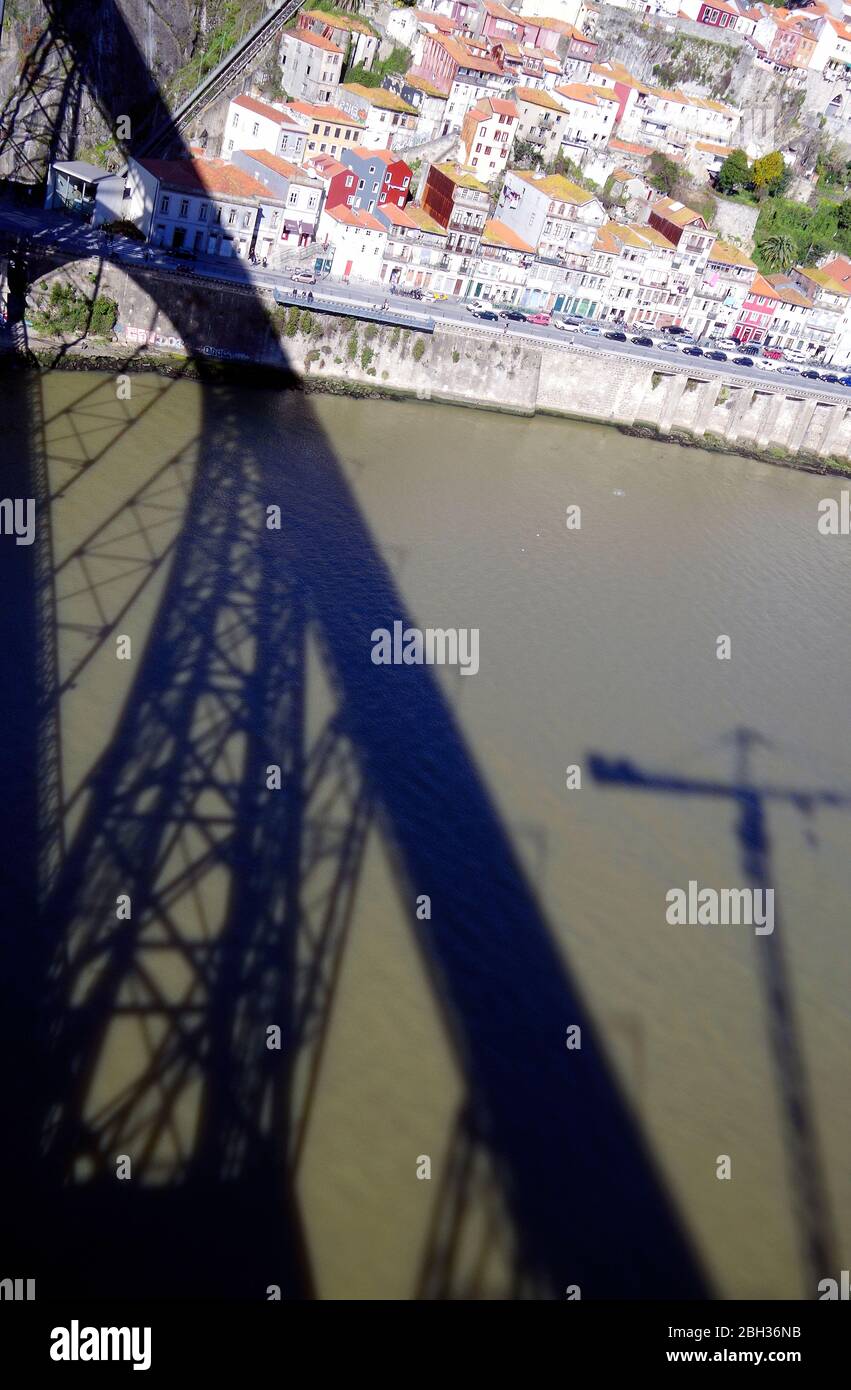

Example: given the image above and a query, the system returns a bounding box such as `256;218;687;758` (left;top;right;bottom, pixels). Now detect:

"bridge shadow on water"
0;0;710;1298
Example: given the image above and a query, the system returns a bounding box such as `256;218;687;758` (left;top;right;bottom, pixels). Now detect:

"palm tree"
758;233;797;273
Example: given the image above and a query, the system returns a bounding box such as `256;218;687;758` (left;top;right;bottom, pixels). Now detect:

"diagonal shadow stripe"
0;0;710;1299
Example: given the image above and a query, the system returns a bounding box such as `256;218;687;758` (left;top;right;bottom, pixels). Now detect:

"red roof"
355;147;403;165
377;203;418;227
238;149;323;186
288;101;365;126
139;157;282;200
285;29;343;53
609;137;653;156
307;153;348;179
326;205;385;230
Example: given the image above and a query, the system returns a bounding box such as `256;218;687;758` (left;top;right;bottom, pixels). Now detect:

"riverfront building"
230;149;325;248
223;94;309;164
112;157;288;263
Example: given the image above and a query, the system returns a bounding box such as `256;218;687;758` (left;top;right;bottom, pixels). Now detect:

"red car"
762;347;784;361
527;312;551;326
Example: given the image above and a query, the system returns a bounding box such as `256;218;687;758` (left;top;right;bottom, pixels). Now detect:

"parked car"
682;346;704;356
527;312;551;326
660;324;690;336
841;376;851;388
801;368;822;379
578;323;601;334
733;355;755;367
655;340;680;352
630;335;654;347
762;347;784;361
289;268;316;284
705;350;727;361
499;309;526;321
604;330;627;340
464;298;484;312
556;319;582;332
473;308;499;321
820;372;841;384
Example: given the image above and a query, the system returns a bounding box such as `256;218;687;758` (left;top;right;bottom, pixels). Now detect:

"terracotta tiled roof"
651;195;704;228
287;101;365;126
238;149;323;186
325;205;385;230
514;86;564;111
764;274;812;308
285;29;343;53
609;137;653;156
377;203;418;228
139;157;282;200
481;217;535;253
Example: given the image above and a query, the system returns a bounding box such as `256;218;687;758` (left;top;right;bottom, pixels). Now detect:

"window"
252;122;260;136
346;175;354;187
288;189;299;205
214;206;222;223
179;199;189;218
358;178;364;189
232;113;239;127
324;125;330;135
313;123;320;134
200;205;208;222
160;195;170;213
242;211;251;228
271;210;280;227
335;127;341;138
228;209;237;225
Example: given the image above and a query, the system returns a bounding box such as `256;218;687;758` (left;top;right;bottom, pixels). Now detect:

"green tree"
717;148;750;195
752;151;785;195
757;233;797;272
648;152;681;197
837;199;851;231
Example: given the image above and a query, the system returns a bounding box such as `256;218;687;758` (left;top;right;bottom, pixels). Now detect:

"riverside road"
3;201;849;402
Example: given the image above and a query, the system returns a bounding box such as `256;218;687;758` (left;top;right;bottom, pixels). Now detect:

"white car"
464;299;485;313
